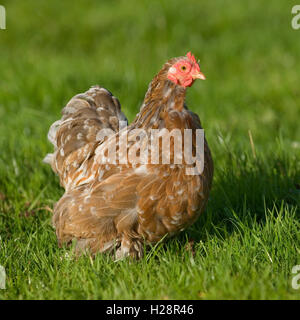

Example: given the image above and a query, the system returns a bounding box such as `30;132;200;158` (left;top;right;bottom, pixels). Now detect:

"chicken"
44;52;213;260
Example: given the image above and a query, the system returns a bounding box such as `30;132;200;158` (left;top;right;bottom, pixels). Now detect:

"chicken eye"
181;65;187;71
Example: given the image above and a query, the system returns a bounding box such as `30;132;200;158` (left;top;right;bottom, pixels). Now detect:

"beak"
193;71;206;80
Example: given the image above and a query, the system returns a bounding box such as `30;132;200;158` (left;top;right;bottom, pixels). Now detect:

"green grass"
0;0;300;299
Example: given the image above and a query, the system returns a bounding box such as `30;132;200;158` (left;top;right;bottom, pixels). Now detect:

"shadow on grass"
186;151;300;243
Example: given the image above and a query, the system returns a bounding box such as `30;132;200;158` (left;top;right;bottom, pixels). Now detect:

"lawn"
0;0;299;299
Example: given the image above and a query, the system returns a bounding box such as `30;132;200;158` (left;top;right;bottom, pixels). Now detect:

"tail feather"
45;85;127;189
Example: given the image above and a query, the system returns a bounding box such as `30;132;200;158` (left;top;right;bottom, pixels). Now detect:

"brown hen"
45;52;213;260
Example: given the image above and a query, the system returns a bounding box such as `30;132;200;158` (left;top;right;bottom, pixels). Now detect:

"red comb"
186;51;197;64
186;51;200;71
